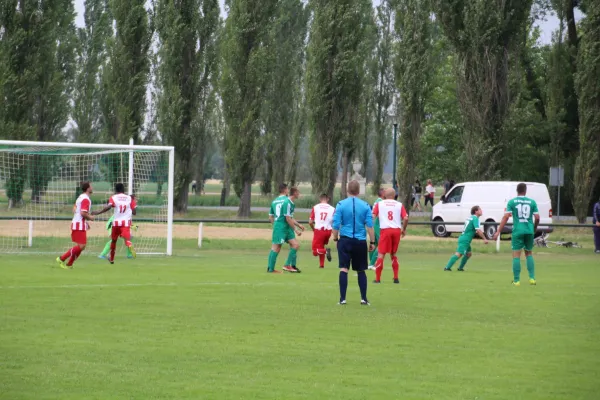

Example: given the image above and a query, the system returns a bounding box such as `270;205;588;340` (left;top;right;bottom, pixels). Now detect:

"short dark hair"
115;183;125;193
289;187;299;196
517;183;527;195
278;183;288;194
471;205;480;215
81;181;91;192
319;193;329;200
348;180;360;196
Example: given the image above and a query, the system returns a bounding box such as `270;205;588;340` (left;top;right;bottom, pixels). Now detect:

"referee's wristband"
370;241;375;244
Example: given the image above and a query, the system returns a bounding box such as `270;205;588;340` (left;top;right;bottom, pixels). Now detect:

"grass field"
1;238;599;399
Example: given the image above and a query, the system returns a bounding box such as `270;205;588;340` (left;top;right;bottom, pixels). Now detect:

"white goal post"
0;139;175;256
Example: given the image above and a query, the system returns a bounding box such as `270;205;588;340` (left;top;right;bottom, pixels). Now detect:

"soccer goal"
0;139;174;256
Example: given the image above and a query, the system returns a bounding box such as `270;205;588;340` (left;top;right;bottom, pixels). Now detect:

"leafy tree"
0;0;77;205
156;0;220;212
306;0;373;200
370;0;395;195
573;1;600;222
261;0;308;194
395;0;433;206
73;0;113;143
435;0;533;179
221;0;279;216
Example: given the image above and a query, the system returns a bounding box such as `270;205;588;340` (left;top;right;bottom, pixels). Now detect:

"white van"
431;181;553;239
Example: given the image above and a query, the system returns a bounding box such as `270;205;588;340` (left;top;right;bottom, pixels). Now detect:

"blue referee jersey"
333;196;373;240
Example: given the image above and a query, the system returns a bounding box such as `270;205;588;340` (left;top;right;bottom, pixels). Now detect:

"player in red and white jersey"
309;193;336;268
56;181;95;269
92;183;137;263
371;188;409;283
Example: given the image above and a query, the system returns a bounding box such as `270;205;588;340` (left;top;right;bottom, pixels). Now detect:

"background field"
1;237;599;400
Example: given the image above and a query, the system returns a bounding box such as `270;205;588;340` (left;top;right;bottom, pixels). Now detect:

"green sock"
267;250;278;272
100;240;111;257
126;243;133;257
512;258;521;282
458;255;469;270
526;255;535;280
285;248;298;266
445;254;459;270
369;248;378;266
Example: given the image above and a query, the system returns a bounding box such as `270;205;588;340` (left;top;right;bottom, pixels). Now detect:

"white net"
0;142;172;255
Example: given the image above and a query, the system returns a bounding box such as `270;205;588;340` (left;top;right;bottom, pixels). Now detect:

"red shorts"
111;226;131;241
71;230;87;245
378;228;402;254
312;229;332;255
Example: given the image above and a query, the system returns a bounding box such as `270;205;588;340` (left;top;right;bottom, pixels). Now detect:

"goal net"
0;140;174;256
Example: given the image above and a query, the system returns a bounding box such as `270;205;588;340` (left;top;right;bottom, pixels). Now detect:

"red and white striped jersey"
71;194;91;231
108;194;137;227
310;203;335;230
373;200;408;230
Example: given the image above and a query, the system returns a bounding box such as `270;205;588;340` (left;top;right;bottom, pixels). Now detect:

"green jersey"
269;195;295;228
373;197;383;231
506;196;539;236
459;215;481;242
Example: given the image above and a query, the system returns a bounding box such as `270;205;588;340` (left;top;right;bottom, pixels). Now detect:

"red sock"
60;248;72;262
109;240;117;261
318;253;325;267
66;246;82;267
392;256;399;280
375;258;384;281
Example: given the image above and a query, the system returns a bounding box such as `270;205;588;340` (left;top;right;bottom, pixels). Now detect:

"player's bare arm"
493;214;510;241
81;209;94;222
401;216;409;238
476;228;489;244
332;228;339;241
92;204;112;216
269;215;274;224
309;218;315;231
534;213;540;232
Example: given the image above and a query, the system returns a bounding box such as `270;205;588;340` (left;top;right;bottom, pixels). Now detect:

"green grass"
1;238;599;400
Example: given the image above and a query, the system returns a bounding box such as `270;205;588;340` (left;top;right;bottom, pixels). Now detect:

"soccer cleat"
128;244;137;259
360;300;370;306
512;281;520;286
529;279;537;285
98;254;107;259
373;280;381;284
457;268;465;271
292;266;301;273
393;278;400;284
56;257;69;270
282;265;296;272
368;265;376;270
444;268;452;272
338;300;347;305
319;265;324;269
326;248;332;262
267;269;283;274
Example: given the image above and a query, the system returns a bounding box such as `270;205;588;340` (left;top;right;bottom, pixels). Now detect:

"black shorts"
337;237;368;271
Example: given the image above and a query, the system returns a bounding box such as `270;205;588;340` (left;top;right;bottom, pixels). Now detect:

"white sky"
73;0;582;45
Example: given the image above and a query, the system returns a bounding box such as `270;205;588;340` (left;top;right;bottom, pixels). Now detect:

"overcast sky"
73;0;583;46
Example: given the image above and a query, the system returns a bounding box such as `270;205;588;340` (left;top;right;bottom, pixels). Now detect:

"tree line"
0;0;598;221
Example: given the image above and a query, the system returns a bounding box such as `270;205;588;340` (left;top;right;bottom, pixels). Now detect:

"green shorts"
272;225;296;245
511;233;534;252
456;238;472;255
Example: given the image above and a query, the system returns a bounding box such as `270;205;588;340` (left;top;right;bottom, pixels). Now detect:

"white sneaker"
338;300;347;305
360;300;370;306
368;265;375;270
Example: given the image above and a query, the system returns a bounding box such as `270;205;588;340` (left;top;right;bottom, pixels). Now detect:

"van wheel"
432;218;451;238
484;220;498;240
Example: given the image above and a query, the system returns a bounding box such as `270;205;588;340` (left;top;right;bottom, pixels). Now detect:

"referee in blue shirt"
332;180;376;305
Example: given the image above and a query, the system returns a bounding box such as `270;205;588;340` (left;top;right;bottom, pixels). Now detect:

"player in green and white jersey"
444;205;488;271
367;188;385;269
493;183;540;286
267;184;304;273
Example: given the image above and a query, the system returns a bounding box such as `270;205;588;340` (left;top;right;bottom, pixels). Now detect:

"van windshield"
445;186;464;203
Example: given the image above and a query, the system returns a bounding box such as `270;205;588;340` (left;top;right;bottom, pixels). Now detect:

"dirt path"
0;220;445;242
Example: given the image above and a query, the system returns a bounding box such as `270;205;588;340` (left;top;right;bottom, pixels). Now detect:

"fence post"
28;220;33;247
198;222;203;248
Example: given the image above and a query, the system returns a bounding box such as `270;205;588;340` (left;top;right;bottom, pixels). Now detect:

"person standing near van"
493;183;540;286
425;179;435;207
593;196;600;254
413;180;423;211
444;206;488;271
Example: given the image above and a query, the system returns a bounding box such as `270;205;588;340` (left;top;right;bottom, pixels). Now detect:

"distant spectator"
443;178;452;196
413;179;423;211
425;179;435;207
191;180;197;194
593;196;600;254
